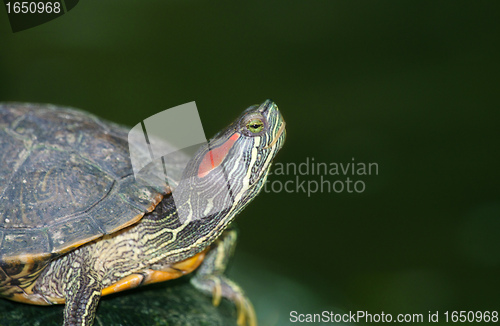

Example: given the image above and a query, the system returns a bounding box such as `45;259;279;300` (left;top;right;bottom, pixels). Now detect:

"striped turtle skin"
0;100;285;326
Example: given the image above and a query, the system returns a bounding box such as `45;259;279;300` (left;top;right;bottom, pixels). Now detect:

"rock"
0;279;237;326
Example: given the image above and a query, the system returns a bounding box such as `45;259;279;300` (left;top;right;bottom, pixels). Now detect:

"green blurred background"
1;1;499;325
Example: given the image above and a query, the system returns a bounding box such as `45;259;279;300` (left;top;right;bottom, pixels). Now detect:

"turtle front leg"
191;228;257;326
63;261;103;326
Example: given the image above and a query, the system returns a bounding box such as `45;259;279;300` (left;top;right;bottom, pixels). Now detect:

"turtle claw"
192;274;258;326
211;277;222;307
234;292;257;326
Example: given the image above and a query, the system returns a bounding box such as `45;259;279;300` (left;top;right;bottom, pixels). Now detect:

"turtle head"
174;100;285;227
200;99;286;189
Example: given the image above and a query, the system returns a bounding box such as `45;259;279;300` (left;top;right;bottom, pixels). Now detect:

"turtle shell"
0;103;184;266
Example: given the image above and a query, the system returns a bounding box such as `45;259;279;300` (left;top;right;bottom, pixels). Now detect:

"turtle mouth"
264;121;286;149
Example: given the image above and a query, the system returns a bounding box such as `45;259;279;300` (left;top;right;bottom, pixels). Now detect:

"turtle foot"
192;274;257;326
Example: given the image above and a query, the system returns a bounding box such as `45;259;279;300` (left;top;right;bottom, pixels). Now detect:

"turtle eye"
246;119;264;134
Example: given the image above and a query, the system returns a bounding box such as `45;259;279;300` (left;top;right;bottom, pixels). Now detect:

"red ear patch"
198;133;240;178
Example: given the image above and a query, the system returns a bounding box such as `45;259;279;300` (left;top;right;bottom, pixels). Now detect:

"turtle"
0;100;286;326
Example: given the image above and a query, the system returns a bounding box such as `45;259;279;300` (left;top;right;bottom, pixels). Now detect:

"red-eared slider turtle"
0;100;286;326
